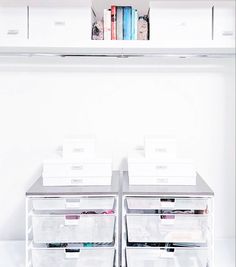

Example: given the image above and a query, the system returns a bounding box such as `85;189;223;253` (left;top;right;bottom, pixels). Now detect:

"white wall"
0;56;235;240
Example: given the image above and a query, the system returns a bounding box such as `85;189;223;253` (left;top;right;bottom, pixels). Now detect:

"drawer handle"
160;198;175;208
160;248;175;258
71;178;83;185
65;199;81;209
73;148;85;153
155;148;167;153
54;21;66;26
65;215;80;226
71;165;83;170
156;165;168;170
160;215;175;225
65;249;80;259
7;29;19;35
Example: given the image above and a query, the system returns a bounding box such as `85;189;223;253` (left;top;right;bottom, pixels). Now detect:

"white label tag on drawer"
65;199;81;209
65;215;80;226
160;199;175;208
65;249;80;259
73;148;85;153
160;215;176;225
160;249;175;258
70;178;84;185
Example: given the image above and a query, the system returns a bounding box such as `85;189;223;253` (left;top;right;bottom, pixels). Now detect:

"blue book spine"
131;8;135;40
123;6;132;40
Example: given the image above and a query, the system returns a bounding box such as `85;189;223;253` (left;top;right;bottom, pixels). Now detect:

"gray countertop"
122;171;214;196
26;171;121;196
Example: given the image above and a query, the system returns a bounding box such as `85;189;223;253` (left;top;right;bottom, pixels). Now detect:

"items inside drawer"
126;197;209;214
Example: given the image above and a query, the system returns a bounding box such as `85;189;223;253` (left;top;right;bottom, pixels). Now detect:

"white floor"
0;239;235;267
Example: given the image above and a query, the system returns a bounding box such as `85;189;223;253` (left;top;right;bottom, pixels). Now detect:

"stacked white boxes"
128;136;196;185
43;136;112;186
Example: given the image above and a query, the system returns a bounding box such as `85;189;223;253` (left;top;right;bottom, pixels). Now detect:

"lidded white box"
0;7;28;41
145;135;177;159
63;135;96;160
213;1;235;47
29;0;94;43
149;1;212;44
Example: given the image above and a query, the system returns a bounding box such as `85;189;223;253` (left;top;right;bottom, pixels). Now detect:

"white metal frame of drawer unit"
122;194;214;267
26;194;120;267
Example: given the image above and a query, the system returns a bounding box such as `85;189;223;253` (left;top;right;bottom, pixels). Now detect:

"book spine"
123;6;132;40
132;8;136;40
134;10;138;40
104;9;111;40
117;7;123;40
111;5;117;40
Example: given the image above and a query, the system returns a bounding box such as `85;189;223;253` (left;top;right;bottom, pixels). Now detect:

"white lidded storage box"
149;1;212;44
32;247;115;267
128;156;196;185
126;214;208;243
144;136;177;159
126;197;209;211
213;1;235;47
126;247;209;267
63;135;96;160
32;214;115;243
33;197;115;211
0;6;27;41
29;0;94;43
43;157;112;186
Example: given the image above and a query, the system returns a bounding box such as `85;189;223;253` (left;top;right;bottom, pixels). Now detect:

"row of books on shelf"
92;5;149;41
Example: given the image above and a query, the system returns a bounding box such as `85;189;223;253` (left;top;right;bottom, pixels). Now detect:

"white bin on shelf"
32;214;115;243
32;247;115;267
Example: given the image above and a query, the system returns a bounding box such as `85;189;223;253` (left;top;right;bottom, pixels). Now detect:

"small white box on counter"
145;136;177;159
149;1;212;43
128;153;196;185
43;157;112;186
63;135;96;160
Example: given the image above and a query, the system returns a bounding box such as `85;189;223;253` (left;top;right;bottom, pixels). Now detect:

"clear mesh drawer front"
32;215;115;243
32;248;115;267
126;214;208;243
126;248;209;267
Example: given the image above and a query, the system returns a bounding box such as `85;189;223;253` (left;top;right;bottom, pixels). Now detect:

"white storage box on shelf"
213;1;235;47
126;247;209;267
63;136;96;160
29;0;94;43
42;157;112;186
149;1;213;44
0;6;27;41
32;248;115;267
128;153;196;185
144;136;177;159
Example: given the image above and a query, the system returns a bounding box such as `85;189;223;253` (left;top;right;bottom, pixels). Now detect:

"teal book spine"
123;6;132;40
117;7;124;40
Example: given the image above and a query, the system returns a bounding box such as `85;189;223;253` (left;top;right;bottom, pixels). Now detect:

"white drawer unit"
42;158;112;186
126;247;210;267
29;2;94;43
144;136;177;159
32;248;115;267
122;171;214;267
128;157;196;185
149;1;213;43
26;171;120;267
213;1;235;47
63;136;96;160
0;6;28;41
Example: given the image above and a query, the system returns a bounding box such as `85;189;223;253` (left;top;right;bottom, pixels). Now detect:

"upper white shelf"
0;41;234;58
